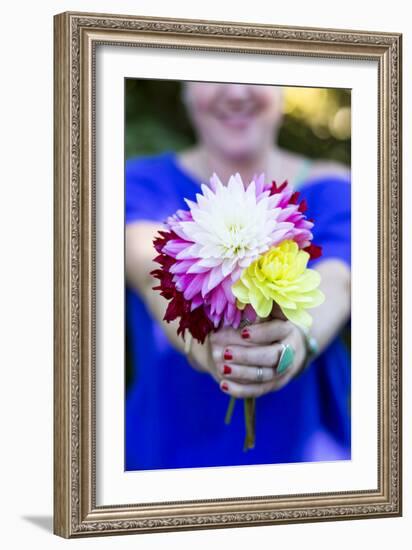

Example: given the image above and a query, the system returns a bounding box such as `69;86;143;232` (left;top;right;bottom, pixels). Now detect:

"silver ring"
256;366;263;382
239;318;252;330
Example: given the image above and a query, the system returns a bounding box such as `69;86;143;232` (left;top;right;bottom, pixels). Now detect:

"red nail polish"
224;350;233;361
221;382;229;391
241;328;250;339
223;365;232;374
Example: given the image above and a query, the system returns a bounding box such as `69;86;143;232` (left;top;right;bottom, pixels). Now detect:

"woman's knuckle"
236;367;248;380
249;325;262;340
240;385;251;398
262;346;275;367
265;367;275;382
211;346;222;363
209;332;218;344
256;384;267;397
234;347;246;364
230;387;243;399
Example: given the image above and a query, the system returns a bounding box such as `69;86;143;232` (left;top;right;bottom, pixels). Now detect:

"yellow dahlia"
232;240;325;329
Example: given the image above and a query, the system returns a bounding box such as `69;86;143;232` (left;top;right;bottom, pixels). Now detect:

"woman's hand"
201;319;307;399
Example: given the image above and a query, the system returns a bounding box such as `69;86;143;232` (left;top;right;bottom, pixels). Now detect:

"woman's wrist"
293;325;319;378
184;334;212;374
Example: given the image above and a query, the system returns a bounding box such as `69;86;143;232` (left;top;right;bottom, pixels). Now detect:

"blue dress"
125;150;351;471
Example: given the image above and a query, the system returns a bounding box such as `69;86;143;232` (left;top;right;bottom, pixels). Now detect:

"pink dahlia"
269;180;314;249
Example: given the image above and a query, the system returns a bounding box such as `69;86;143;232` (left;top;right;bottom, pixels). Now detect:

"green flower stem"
243;397;256;451
224;396;236;425
224;396;256;451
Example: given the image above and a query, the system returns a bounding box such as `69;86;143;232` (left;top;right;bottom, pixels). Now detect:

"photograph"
124;79;352;471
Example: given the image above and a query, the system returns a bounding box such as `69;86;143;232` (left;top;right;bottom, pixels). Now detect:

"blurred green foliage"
125;79;195;158
125;79;351;165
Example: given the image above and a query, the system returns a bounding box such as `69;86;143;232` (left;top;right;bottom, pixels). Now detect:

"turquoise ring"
276;344;295;374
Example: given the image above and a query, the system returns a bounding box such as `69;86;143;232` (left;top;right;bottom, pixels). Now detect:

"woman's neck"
177;145;284;187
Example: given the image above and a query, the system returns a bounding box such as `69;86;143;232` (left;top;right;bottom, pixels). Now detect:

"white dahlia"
162;173;293;327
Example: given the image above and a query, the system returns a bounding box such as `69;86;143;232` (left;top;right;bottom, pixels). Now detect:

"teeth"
223;113;250;118
219;109;254;119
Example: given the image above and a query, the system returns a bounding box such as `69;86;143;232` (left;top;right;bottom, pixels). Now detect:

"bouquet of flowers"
152;173;324;450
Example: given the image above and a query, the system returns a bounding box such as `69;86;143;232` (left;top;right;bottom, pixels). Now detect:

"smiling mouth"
216;109;257;130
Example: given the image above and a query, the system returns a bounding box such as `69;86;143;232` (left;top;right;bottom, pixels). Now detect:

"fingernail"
223;365;232;375
221;382;229;391
241;328;250;339
223;350;233;361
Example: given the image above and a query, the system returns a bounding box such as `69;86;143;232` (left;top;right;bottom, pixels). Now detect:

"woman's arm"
305;258;351;354
126;221;218;377
126;221;187;354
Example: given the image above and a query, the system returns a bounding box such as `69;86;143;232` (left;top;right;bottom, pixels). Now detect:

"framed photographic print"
53;11;402;538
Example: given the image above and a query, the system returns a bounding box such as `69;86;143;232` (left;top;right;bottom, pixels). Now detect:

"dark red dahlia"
151;230;214;344
303;243;323;260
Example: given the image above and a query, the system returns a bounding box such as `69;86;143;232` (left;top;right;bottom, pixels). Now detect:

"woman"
125;83;351;470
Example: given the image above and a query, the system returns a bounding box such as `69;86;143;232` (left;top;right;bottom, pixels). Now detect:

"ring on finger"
276;343;295;374
255;366;264;382
239;318;252;330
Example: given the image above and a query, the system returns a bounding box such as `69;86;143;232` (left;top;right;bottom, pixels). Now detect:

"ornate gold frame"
53;11;402;538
